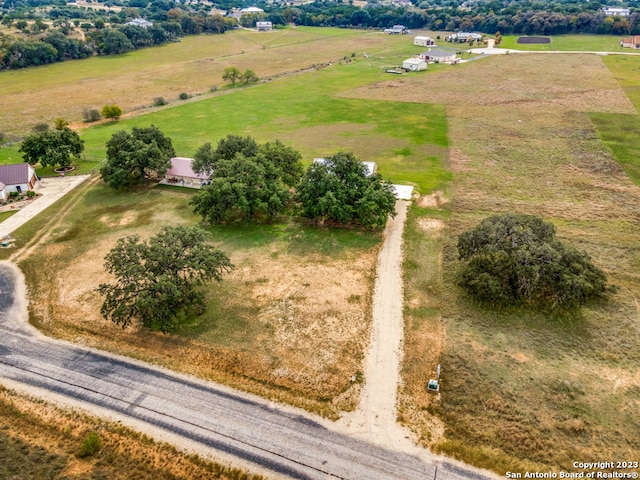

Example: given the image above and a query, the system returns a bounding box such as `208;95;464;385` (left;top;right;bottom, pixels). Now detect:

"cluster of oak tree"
95;126;396;331
99;126;398;228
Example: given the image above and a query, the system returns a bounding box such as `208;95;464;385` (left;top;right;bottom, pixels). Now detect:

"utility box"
427;379;439;392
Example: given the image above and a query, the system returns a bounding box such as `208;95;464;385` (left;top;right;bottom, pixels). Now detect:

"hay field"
346;54;640;472
0;27;412;138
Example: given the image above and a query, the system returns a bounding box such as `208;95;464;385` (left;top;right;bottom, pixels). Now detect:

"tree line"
0;7;236;70
277;1;639;35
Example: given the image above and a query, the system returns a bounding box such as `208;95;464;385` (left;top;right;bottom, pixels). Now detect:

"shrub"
32;123;49;133
82;108;102;122
101;105;122;121
77;431;101;458
26;190;36;198
153;96;167;106
178;92;190;100
9;191;20;198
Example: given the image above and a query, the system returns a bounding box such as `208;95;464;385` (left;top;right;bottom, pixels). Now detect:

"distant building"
256;21;273;31
402;57;428;71
414;36;435;47
603;6;630;16
620;35;640;48
384;25;408;35
240;6;264;14
446;31;482;43
126;18;153;28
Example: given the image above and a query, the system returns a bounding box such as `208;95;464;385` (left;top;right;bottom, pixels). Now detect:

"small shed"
402;57;427;71
414;36;435;47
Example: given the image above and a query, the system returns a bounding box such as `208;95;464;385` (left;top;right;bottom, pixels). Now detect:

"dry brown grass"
0;385;265;479
353;54;640;472
21;184;378;419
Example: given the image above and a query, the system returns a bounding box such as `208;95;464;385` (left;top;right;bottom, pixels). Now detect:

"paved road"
0;261;494;480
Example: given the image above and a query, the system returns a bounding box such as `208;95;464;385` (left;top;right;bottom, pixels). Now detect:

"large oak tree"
98;225;233;333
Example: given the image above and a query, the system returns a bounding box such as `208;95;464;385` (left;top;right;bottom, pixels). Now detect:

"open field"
0;27;417;139
497;34;631;52
0;384;264;479
348;53;640;472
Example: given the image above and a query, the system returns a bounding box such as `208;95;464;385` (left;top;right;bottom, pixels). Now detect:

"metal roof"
0;163;32;186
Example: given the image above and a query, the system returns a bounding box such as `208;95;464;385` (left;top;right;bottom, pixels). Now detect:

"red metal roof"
166;157;210;180
0;163;33;186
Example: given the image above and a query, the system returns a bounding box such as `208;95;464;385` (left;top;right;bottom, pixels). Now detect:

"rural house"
163;157;211;188
446;31;482;43
256;21;273;31
414;36;435;47
313;158;377;177
420;48;458;64
384;25;408;35
402;57;428;71
126;18;153;28
0;163;37;202
620;36;640;48
603;6;630;16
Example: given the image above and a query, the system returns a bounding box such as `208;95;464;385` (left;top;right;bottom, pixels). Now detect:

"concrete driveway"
0;174;90;239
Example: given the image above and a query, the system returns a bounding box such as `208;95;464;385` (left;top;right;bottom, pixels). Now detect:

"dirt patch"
418;190;447;208
517;36;550;44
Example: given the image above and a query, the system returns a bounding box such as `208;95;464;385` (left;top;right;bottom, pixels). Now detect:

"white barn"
414;36;435;47
402;57;427;71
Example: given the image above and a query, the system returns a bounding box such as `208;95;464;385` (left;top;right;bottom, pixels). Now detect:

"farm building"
162;157;211;188
620;36;640;48
313;158;377;177
384;25;408;35
420;48;458;64
0;163;37;202
414;36;435;47
256;21;272;31
402;57;428;71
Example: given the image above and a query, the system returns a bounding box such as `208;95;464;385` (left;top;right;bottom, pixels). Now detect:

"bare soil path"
337;200;417;452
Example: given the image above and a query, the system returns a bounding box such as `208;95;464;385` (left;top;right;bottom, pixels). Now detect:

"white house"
0;163;37;202
414;36;435;47
313;158;377;177
126;18;153;28
256;21;273;31
447;31;482;43
420;48;458;64
603;6;630;16
163;157;211;188
402;57;428;71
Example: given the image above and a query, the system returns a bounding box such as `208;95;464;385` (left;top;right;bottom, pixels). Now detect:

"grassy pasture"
497;34;631;52
0;27;415;138
350;53;640;473
2;29;450;418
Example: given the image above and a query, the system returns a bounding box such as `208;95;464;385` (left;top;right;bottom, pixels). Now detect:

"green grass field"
0;210;18;223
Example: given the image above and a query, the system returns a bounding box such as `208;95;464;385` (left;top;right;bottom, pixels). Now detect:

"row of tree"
276;2;640;35
0;10;236;70
97;127;397;228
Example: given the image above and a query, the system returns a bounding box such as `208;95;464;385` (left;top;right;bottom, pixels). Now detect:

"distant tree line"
0;0;236;70
271;0;640;35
